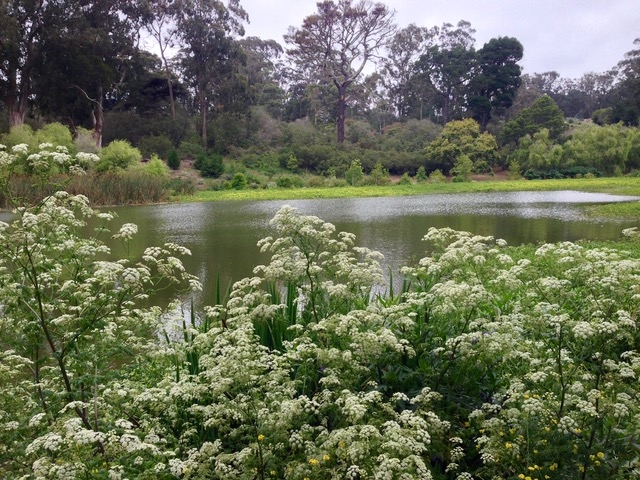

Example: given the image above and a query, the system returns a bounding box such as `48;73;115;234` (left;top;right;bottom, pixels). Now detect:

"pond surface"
103;190;639;303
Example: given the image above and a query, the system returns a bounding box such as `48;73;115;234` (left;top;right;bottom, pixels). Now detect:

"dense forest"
1;0;640;181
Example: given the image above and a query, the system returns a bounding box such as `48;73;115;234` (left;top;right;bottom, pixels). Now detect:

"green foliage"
507;158;522;179
96;140;142;172
140;154;170;178
74;127;99;154
36;123;75;153
231;172;247;190
415;165;427;182
425;118;500;174
178;137;207;160
366;161;391;185
167;149;181;170
1;124;37;148
563;122;640;174
501;94;566;145
138;134;173;160
398;172;412;185
344;159;364;186
275;175;303;189
194;152;225;178
451;154;474;181
428;168;447;183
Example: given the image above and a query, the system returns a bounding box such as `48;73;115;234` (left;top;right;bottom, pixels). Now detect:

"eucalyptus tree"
238;37;286;119
32;0;144;148
0;0;49;127
140;0;180;120
609;38;640;125
380;23;436;118
284;0;396;144
171;0;248;147
413;20;477;125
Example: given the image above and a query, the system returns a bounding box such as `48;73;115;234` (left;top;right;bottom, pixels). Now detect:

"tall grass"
0;172;194;208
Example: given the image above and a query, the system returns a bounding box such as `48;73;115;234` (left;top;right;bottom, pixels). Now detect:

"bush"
96;140;142;172
344;159;364;186
37;123;75;153
141;154;169;178
138;134;173;160
1;124;37;149
398;172;412;185
167;149;181;170
194;152;225;178
231;172;247;190
178;137;206;160
428;169;447;183
74;127;99;154
275;175;304;189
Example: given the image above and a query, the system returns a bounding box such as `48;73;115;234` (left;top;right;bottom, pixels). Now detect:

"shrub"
138;134;173;160
231;172;247;190
74;127;99;154
398;172;412;185
344;159;364;186
141;154;170;178
194;152;224;178
415;165;427;183
275;175;303;189
37;123;75;153
96;139;142;172
365;161;391;186
167;149;181;170
1;124;37;149
428;168;447;183
178;137;206;160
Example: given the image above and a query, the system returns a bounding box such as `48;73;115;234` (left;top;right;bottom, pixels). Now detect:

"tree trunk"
336;83;348;144
200;90;207;147
92;85;104;149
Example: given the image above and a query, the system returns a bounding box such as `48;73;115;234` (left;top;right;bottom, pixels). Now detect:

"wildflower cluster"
1;202;639;479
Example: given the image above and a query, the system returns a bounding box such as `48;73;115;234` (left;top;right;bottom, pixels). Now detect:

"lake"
102;190;640;303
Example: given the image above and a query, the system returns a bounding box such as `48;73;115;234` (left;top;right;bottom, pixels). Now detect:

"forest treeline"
1;0;639;182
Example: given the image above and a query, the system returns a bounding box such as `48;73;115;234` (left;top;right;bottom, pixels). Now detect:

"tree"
285;0;396;143
468;36;523;131
238;37;286;119
0;0;50;127
380;23;435;118
413;21;477;125
609;38;640;125
173;0;248;147
500;94;565;146
32;0;142;148
425;118;499;173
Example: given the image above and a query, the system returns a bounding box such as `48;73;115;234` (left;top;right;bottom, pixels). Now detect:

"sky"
239;0;639;79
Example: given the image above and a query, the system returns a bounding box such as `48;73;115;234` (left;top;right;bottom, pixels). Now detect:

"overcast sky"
240;0;639;79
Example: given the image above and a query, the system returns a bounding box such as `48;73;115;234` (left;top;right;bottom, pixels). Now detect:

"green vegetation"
2;196;640;478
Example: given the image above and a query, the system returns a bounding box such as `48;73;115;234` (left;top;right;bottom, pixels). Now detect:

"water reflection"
101;191;639;304
2;191;637;303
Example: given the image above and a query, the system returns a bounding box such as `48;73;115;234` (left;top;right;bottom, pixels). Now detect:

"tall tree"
468;36;523;131
413;21;477;125
380;23;436;118
285;0;396;143
172;0;247;147
32;0;141;147
0;0;48;127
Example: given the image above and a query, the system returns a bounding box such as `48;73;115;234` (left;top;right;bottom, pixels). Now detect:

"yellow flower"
597;451;605;459
505;442;513;449
309;458;319;466
257;434;265;442
323;454;330;462
518;475;526;479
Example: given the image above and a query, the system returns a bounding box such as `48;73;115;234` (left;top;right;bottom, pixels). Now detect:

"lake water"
101;190;639;302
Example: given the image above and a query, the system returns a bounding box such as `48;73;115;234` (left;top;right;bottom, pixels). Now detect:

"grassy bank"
178;176;640;218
